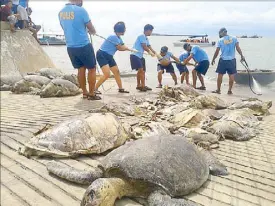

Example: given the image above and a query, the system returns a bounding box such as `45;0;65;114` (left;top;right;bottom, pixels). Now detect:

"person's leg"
78;67;88;95
186;72;190;85
217;73;223;92
157;70;163;87
140;69;145;88
181;72;185;84
110;66;122;89
227;59;237;94
170;73;177;85
95;65;110;91
192;69;197;88
87;68;96;97
137;70;141;88
228;74;235;94
197;73;205;88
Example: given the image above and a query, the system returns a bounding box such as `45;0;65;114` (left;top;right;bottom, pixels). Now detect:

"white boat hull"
173;42;215;47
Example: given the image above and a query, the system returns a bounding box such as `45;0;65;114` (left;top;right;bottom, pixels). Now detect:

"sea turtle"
202;109;224;120
46;135;228;206
18;113;129;158
40;78;81;98
61;74;80;87
24;75;51;86
11;79;42;94
0;75;22;91
203;119;256;141
39;67;64;79
159;85;199;102
229;98;272;116
189;94;228;110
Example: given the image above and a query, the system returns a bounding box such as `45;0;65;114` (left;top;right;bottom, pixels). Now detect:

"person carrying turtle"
130;24;156;92
183;43;210;90
156;46;180;88
95;22;131;94
59;0;101;100
176;51;193;85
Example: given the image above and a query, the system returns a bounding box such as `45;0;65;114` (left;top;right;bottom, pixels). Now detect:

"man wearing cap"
59;0;100;100
130;24;156;92
156;46;180;88
211;27;245;95
183;43;209;90
95;21;131;94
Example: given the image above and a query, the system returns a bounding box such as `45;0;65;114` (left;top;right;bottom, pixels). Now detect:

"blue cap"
114;22;126;33
161;46;168;53
144;24;154;31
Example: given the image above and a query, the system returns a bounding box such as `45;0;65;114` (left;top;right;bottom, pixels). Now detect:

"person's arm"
148;45;156;54
211;47;220;65
184;53;194;64
236;42;245;60
86;22;96;35
82;8;96;35
171;55;180;63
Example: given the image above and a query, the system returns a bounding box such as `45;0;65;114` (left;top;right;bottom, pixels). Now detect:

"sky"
29;1;275;37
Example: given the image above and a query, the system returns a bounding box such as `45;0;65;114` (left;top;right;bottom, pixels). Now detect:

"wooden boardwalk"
1;83;275;206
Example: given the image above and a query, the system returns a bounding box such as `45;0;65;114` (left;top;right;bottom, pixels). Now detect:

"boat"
38;33;66;46
234;69;275;86
172;34;216;48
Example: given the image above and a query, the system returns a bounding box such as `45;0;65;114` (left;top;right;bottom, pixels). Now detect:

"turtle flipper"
46;160;103;185
81;178;149;206
148;191;198;206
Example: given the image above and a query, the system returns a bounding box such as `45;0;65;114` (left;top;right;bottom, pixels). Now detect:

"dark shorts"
130;55;146;71
195;60;209;75
157;63;175;74
176;64;189;75
67;43;96;69
17;20;24;29
12;4;18;14
96;50;117;68
216;58;237;75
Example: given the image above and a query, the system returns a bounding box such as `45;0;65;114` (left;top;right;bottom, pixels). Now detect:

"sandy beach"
1;77;275;206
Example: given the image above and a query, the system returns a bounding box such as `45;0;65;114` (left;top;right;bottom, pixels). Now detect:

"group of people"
0;0;41;42
59;0;245;101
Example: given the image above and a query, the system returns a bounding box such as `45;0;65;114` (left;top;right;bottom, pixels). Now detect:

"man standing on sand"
59;0;101;100
130;24;156;92
183;43;210;90
211;27;245;95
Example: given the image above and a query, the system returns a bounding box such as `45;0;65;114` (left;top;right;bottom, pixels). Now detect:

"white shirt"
12;0;20;5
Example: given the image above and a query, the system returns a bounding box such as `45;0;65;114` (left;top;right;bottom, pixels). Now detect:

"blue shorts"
67;43;96;69
157;63;175;73
130;55;146;71
176;64;189;74
12;4;18;14
96;50;117;68
216;58;237;75
195;60;209;75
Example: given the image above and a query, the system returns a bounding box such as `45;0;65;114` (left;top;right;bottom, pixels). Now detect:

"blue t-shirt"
132;34;150;58
179;52;189;62
161;52;173;61
217;35;238;60
100;35;124;56
59;4;90;48
19;0;27;7
191;46;209;62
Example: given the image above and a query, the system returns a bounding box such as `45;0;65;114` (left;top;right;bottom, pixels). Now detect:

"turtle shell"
103;135;209;197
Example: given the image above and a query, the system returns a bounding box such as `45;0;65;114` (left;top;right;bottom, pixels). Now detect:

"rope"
240;59;262;96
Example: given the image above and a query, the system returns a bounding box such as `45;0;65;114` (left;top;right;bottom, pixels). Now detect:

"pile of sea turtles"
1;68;81;98
18;85;272;206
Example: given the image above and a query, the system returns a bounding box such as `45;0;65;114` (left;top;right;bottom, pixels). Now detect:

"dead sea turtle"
18;113;129;158
0;75;22;91
202;109;224;120
40;78;81;98
39;67;64;79
11;79;42;94
229;98;272;116
61;74;79;87
203;120;256;141
24;75;51;86
189;94;228;110
46;135;228;206
159;85;199;102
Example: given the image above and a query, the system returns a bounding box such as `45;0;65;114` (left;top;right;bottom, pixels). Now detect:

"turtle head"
81;183;101;206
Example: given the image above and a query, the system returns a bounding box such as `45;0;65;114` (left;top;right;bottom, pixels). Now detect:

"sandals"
156;84;163;88
212;90;221;94
227;91;233;95
87;95;102;100
145;86;152;91
82;94;89;99
118;88;129;93
95;90;102;95
139;87;147;92
196;86;206;90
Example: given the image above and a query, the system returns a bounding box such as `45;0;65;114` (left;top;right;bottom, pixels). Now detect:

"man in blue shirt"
59;0;100;100
183;43;210;90
130;24;156;92
156;46;180;88
211;28;245;95
176;52;191;85
95;22;131;94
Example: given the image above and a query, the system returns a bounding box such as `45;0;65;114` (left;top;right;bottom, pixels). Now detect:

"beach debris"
189;94;228;110
40;78;81;98
18;113;129;158
229;98;272;116
45;135;227;206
